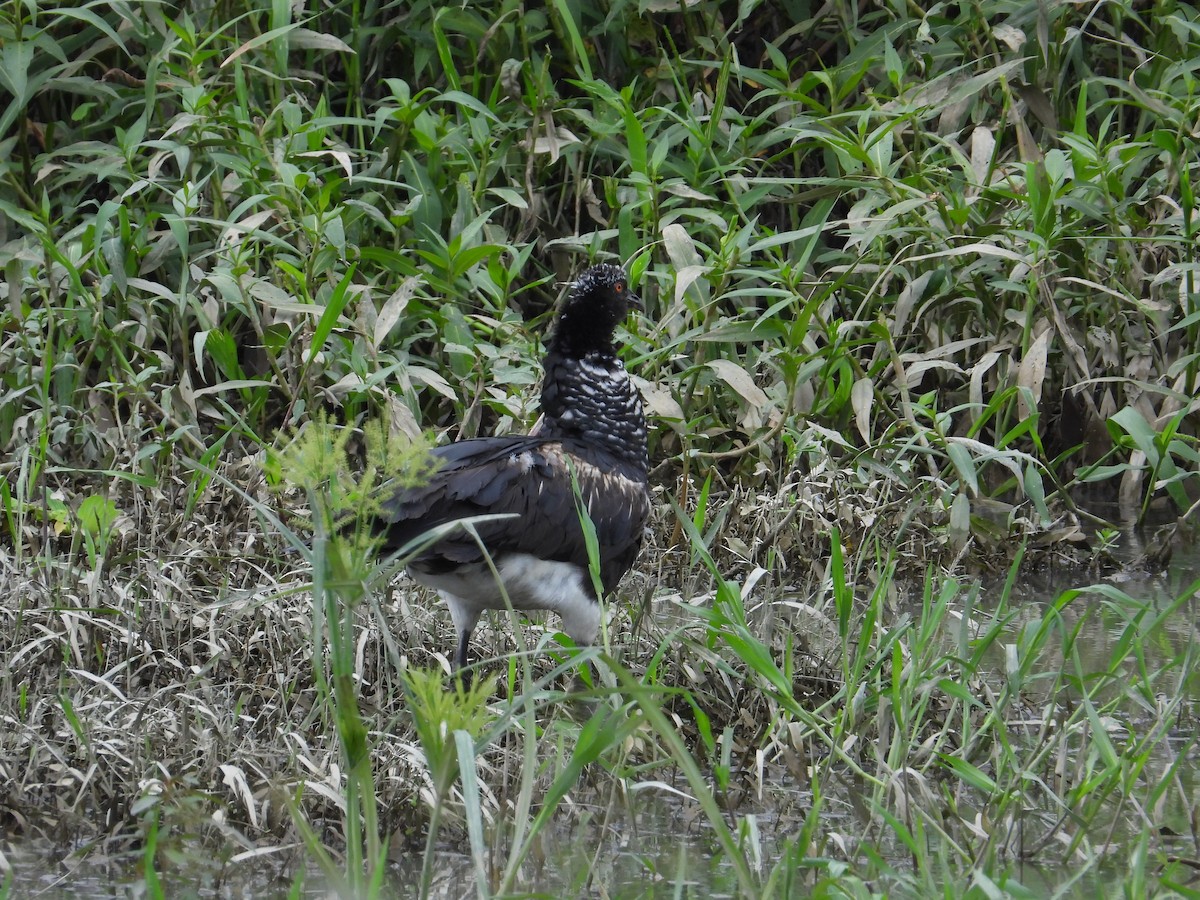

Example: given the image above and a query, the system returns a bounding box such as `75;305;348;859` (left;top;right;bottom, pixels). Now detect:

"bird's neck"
547;325;614;359
538;346;648;474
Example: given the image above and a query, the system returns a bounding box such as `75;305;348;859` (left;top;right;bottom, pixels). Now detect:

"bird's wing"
381;436;648;594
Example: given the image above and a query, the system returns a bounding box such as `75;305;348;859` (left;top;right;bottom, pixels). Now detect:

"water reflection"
999;527;1200;704
6;789;743;898
398;788;741;898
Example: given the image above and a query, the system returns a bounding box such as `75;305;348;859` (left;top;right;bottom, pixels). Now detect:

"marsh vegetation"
2;1;1199;896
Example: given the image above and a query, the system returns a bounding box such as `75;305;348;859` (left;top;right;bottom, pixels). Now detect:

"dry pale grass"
0;432;1086;855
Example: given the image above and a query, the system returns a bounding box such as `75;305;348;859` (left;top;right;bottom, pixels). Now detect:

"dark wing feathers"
381;436;648;593
384;437;540;519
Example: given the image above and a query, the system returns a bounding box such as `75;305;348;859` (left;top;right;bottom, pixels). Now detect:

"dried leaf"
708;359;769;410
673;264;709;305
968;350;1003;422
297;149;352;178
851;377;873;443
993;24;1025;50
902;358;962;388
388;394;423;439
948;491;971;551
662;223;703;269
374;276;419;348
288;28;354;54
969;126;995;188
1017;325;1051;419
893;271;933;336
527;125;581;160
192;378;271;398
324;372;365;401
662;181;715;201
633;375;685;432
219;764;259;829
908;242;1025;264
408;365;457;400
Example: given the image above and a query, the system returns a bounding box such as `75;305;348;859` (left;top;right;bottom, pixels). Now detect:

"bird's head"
553;263;641;355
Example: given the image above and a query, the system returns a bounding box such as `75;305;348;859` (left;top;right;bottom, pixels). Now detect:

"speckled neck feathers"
538;265;648;473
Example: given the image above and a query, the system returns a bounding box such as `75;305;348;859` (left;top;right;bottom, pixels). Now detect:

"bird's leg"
444;593;480;690
454;626;473;690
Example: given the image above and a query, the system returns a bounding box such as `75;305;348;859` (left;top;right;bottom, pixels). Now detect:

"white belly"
409;553;601;645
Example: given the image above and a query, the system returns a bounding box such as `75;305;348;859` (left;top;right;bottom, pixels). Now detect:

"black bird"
381;264;650;673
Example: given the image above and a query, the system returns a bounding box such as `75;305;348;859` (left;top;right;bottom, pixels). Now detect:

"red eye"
615;282;625;293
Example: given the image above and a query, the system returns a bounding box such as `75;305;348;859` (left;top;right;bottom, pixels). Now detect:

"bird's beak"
627;289;644;313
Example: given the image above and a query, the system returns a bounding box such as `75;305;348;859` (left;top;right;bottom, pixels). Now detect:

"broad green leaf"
77;495;118;537
946;442;978;496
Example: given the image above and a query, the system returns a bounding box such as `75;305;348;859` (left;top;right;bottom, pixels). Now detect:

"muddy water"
4;794;742;897
1001;527;1200;705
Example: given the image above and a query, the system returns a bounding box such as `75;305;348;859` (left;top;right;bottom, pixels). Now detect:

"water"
3;794;742;898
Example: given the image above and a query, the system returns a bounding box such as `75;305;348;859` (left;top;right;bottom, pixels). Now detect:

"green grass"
1;0;1199;896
